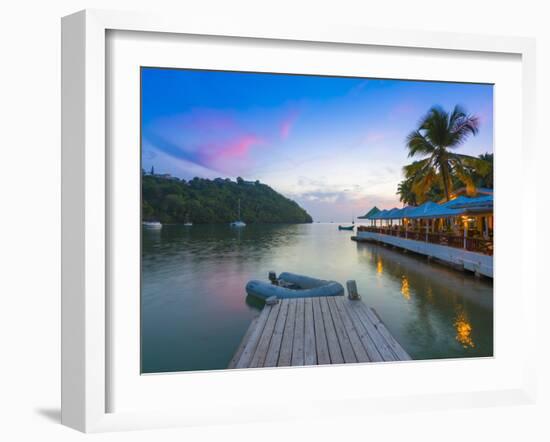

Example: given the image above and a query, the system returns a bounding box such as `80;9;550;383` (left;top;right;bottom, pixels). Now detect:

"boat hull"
246;272;344;300
338;225;354;231
142;222;162;229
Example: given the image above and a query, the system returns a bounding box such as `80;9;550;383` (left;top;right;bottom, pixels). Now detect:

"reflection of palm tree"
404;105;489;202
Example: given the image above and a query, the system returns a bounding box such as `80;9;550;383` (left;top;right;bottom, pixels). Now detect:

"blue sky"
142;68;493;222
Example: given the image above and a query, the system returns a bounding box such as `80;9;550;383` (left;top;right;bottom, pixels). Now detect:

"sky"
141;68;493;222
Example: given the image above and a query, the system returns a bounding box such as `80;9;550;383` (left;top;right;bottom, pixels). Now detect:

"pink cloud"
179;109;236;132
212;135;264;159
198;134;264;174
279;110;300;140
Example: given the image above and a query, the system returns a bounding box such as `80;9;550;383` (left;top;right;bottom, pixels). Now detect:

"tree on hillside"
141;175;313;224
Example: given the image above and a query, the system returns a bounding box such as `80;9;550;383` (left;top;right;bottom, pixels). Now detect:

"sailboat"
230;199;246;227
183;213;193;227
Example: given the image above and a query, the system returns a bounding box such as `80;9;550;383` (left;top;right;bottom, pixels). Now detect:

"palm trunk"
440;162;451;202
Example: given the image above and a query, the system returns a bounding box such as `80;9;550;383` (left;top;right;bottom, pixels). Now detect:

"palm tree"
396;177;418;206
404;105;489;202
475;153;493;188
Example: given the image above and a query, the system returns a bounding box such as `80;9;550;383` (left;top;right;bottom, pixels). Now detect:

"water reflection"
354;241;492;360
426;286;434;304
377;258;384;275
142;223;493;372
454;305;475;348
401;276;410;300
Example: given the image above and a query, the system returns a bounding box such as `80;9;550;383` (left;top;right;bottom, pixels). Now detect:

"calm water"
142;223;493;373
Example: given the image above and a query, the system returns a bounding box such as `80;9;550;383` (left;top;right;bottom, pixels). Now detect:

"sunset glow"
142;68;493;221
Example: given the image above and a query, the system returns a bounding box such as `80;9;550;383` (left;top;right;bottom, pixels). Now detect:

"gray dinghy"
246;272;344;300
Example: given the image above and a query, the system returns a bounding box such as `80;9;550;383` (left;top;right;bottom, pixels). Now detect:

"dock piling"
346;280;360;300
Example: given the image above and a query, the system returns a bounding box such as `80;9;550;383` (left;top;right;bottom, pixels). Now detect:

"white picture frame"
61;9;537;433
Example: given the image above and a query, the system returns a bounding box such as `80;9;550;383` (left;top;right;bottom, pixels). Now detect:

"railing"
357;226;493;256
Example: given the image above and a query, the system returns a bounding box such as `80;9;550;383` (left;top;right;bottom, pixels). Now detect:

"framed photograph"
61;9;537;432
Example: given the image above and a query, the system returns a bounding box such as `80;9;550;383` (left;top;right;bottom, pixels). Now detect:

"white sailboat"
230;199;246;227
183;213;193;227
143;220;162;229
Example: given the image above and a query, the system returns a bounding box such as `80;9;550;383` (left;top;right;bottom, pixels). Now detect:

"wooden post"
463;218;468;249
346;280;360;300
425;221;429;242
268;271;278;285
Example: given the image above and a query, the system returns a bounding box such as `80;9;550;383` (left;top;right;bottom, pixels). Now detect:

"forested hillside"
142;175;313;224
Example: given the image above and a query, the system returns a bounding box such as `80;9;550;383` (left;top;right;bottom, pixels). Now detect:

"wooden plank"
342;300;384;362
320;297;344;364
277;299;296;366
291;298;305;366
249;301;282;368
264;299;290;367
303;297;317;365
331;298;370;363
350;302;398;361
229;297;408;369
327;297;358;363
227;317;258;369
364;306;412;361
312;297;330;364
234;305;273;369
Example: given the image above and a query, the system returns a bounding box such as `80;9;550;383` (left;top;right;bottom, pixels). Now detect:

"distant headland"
142;170;313;224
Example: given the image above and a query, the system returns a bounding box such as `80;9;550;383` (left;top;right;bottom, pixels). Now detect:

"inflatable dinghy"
246;272;344;300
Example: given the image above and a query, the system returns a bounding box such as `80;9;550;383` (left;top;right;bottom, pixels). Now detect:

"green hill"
142;175;313;224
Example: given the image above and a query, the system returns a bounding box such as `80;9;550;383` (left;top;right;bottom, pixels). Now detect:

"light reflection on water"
142;223;493;373
401;276;411;301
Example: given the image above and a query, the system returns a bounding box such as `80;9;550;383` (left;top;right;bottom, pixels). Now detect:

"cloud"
279;110;300;140
198;134;265;175
208;135;263;159
143;109;266;176
388;102;418;122
363;131;386;144
142;149;157;160
348;80;369;96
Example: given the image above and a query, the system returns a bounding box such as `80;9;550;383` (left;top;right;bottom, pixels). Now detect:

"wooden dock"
228;296;411;369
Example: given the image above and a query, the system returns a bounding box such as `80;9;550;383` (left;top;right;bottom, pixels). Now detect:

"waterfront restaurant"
357;193;493;277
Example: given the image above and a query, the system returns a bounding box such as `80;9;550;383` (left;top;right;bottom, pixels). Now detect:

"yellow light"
426;286;434;303
454;307;475;348
377;258;383;275
401;276;410;300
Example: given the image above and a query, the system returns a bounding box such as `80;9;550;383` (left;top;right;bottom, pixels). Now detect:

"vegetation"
142;175;313;224
396;105;492;205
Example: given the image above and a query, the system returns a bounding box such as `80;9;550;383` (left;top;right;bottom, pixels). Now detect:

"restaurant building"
357;192;493;278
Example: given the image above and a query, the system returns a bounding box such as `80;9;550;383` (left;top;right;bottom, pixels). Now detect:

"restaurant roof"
362;194;493;220
357;206;381;219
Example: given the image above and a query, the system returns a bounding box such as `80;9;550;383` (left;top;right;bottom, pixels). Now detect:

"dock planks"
228;296;411;369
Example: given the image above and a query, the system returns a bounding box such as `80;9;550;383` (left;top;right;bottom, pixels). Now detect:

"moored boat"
230;198;246;227
338;225;354;231
246;272;344;300
142;221;162;229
